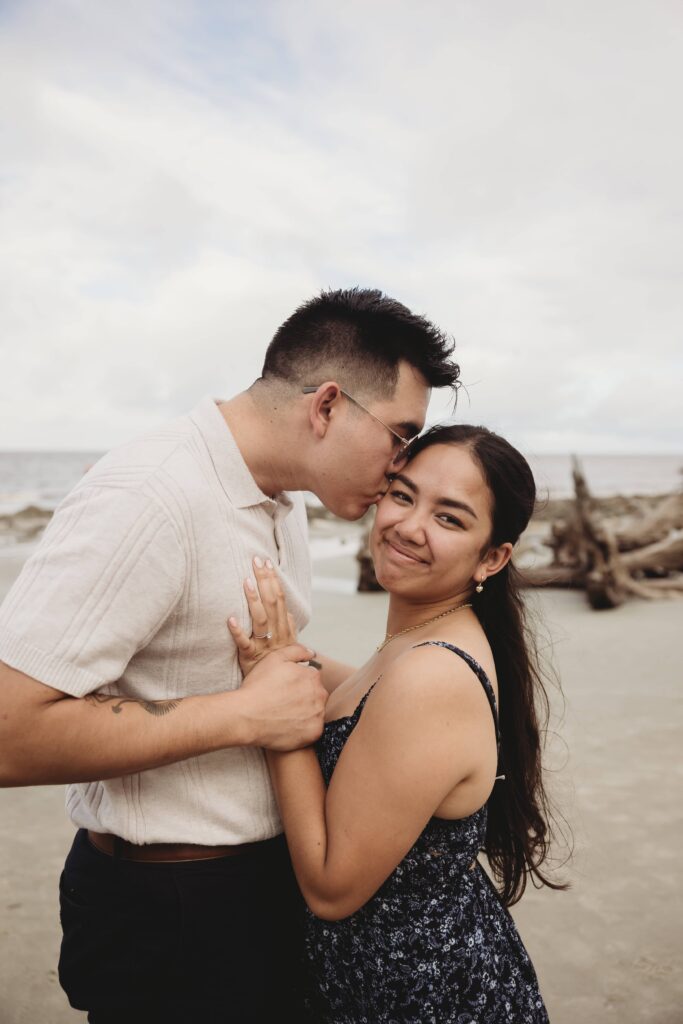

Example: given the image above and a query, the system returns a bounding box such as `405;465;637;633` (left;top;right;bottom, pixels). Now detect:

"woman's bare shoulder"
360;640;495;731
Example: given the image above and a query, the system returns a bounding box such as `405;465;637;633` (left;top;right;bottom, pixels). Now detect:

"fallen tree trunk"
527;457;682;608
620;533;683;575
356;507;383;592
520;565;584;588
626;576;683;596
546;493;683;561
615;493;683;551
566;459;630;608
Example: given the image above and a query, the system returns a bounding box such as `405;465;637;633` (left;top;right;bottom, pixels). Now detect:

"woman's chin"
371;546;428;594
373;564;411;594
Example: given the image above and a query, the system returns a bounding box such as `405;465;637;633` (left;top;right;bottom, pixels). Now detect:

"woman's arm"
267;644;498;920
229;560;497;920
312;654;355;695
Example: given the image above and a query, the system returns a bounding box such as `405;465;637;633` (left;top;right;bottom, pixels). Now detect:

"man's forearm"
0;672;249;786
0;645;326;787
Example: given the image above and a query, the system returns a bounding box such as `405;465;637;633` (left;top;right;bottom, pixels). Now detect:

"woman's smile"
383;536;429;565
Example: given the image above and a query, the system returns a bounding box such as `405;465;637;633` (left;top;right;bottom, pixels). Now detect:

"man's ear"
306;382;343;439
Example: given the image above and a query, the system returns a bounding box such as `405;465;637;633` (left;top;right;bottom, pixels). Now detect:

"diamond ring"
253;632;273;640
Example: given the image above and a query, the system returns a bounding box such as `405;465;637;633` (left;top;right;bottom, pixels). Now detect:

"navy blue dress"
304;642;549;1024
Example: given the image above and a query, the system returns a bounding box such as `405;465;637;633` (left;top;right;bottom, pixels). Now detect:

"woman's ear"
479;541;513;581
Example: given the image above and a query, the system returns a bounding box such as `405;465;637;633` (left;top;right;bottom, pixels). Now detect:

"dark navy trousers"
58;828;309;1023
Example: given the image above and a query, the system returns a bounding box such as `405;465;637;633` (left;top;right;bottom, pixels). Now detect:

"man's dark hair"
261;288;459;397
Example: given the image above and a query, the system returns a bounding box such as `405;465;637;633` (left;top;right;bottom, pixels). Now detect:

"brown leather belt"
87;830;276;863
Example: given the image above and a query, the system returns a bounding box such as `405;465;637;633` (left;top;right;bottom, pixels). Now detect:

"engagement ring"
253;632;273;640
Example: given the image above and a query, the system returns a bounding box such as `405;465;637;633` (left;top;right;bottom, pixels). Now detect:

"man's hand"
235;644;327;751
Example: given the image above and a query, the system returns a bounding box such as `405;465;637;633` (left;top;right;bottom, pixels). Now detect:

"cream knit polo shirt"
0;397;312;844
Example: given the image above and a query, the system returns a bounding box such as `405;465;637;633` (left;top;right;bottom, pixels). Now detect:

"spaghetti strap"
351;677;381;718
412;640;502;754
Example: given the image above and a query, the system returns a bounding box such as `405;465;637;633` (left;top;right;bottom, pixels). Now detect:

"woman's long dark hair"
406;424;567;906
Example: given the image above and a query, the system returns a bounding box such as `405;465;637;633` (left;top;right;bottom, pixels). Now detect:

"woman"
229;424;563;1023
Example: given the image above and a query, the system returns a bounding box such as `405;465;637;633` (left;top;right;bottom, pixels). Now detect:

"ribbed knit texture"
0;398;312;844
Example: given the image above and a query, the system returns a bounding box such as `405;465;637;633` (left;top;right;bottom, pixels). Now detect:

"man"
0;287;459;1022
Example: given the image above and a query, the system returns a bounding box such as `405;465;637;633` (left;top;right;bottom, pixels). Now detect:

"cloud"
0;0;680;452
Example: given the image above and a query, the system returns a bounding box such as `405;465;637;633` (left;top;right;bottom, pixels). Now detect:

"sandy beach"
0;542;681;1023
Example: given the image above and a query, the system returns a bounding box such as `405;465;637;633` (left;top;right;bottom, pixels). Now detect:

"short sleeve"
0;484;186;697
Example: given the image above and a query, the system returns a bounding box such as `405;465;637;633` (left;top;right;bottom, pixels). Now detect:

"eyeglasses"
302;386;420;457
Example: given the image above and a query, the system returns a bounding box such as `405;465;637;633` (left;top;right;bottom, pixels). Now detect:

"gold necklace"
377;602;473;652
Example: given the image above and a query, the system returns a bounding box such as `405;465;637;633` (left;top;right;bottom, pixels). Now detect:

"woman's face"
371;443;508;602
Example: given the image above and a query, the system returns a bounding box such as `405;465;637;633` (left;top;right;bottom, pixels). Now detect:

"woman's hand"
228;557;299;676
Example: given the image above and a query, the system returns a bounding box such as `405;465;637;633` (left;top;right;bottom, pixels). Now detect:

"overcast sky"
1;0;681;454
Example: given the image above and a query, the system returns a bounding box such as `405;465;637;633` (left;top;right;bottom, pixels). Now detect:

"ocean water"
0;451;104;516
527;454;682;501
0;450;681;517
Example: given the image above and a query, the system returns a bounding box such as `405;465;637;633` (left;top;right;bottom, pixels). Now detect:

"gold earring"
475;579;484;593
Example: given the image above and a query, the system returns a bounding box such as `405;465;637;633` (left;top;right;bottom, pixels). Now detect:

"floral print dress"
304;641;549;1024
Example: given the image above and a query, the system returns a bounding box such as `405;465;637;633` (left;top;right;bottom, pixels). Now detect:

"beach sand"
0;546;681;1023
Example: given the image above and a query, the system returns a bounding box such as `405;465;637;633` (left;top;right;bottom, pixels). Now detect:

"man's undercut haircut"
261;288;460;398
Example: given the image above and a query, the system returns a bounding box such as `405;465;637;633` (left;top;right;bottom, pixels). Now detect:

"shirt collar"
189;396;293;514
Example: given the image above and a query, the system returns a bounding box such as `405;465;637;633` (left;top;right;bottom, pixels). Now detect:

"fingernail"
306;647;316;657
228;617;238;628
265;558;273;570
254;556;263;568
245;578;255;591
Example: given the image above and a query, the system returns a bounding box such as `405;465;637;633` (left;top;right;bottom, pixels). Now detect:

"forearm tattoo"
84;692;183;717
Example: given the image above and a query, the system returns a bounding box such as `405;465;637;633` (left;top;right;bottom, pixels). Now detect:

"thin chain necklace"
377;602;472;653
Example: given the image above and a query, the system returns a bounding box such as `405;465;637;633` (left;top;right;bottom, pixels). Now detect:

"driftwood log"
357;506;383;592
614;493;683;551
524;457;683;608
